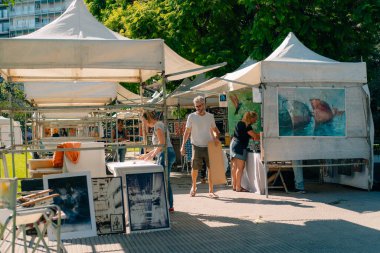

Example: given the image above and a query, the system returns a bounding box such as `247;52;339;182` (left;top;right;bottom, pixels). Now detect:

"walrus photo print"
278;87;346;136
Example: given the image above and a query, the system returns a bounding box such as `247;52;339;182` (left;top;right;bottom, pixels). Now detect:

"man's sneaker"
169;207;174;213
295;189;306;194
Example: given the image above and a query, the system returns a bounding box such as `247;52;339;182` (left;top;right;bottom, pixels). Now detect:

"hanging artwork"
43;172;97;240
125;170;170;233
92;177;125;235
228;88;262;136
278;87;346;136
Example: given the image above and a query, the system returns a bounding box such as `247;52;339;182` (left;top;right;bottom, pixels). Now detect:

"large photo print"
125;171;169;233
278;87;346;136
92;177;125;235
43;172;97;240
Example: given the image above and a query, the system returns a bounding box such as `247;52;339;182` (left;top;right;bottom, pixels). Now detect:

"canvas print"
168;122;175;134
278;87;346;136
228;88;262;136
125;171;170;233
43;172;97;240
92;177;125;235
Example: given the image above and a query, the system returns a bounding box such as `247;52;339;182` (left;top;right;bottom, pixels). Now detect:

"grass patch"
0;152;31;179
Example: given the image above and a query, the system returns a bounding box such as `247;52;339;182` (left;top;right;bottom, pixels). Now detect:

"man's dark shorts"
191;145;210;170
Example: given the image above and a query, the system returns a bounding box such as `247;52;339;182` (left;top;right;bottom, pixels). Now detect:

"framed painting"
125;168;170;233
43;171;97;240
278;87;346;137
92;177;125;235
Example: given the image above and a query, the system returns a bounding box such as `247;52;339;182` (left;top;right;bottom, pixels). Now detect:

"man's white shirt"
186;112;216;147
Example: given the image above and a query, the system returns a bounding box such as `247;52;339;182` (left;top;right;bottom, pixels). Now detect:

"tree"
87;0;250;76
0;81;31;126
239;0;380;139
239;0;380;62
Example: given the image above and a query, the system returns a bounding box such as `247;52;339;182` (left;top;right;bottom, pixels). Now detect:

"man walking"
180;96;220;198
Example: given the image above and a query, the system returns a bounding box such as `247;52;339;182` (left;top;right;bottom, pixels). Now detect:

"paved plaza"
6;171;380;253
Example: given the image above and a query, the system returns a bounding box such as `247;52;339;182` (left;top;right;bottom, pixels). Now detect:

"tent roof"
24;82;147;107
149;74;219;107
24;82;117;106
117;84;149;104
192;32;366;93
0;0;224;82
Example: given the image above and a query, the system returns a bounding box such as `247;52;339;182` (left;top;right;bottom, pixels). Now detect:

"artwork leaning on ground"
278;87;346;137
43;172;97;240
92;177;125;235
228;88;262;136
125;171;170;233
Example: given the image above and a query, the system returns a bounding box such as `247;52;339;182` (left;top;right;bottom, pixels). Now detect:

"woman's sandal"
208;192;219;198
236;187;249;192
190;186;197;197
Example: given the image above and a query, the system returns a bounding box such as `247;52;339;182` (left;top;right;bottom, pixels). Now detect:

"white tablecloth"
107;160;163;185
241;152;266;195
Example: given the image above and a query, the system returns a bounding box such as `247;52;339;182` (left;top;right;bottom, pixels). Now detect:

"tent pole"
259;83;269;198
162;71;170;209
7;79;16;178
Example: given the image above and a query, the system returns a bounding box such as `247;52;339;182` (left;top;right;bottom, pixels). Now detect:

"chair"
0;178;66;253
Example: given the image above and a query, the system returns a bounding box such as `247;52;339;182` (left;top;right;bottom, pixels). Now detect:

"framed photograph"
43;172;97;240
92;177;125;235
125;168;170;233
219;94;227;107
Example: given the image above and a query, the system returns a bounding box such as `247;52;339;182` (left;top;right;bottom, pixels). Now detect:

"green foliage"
84;0;380;138
0;82;31;124
239;0;380;64
86;0;248;77
171;107;189;120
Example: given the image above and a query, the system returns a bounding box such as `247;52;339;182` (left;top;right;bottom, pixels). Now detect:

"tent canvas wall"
0;116;22;147
192;32;373;190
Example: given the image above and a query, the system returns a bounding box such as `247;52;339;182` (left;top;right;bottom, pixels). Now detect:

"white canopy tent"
0;0;225;83
24;82;146;107
24;82;141;139
24;82;117;107
193;32;373;190
150;74;219;107
0;116;22;147
117;84;149;105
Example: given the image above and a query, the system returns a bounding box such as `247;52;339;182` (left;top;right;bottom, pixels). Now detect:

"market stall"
193;32;374;192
